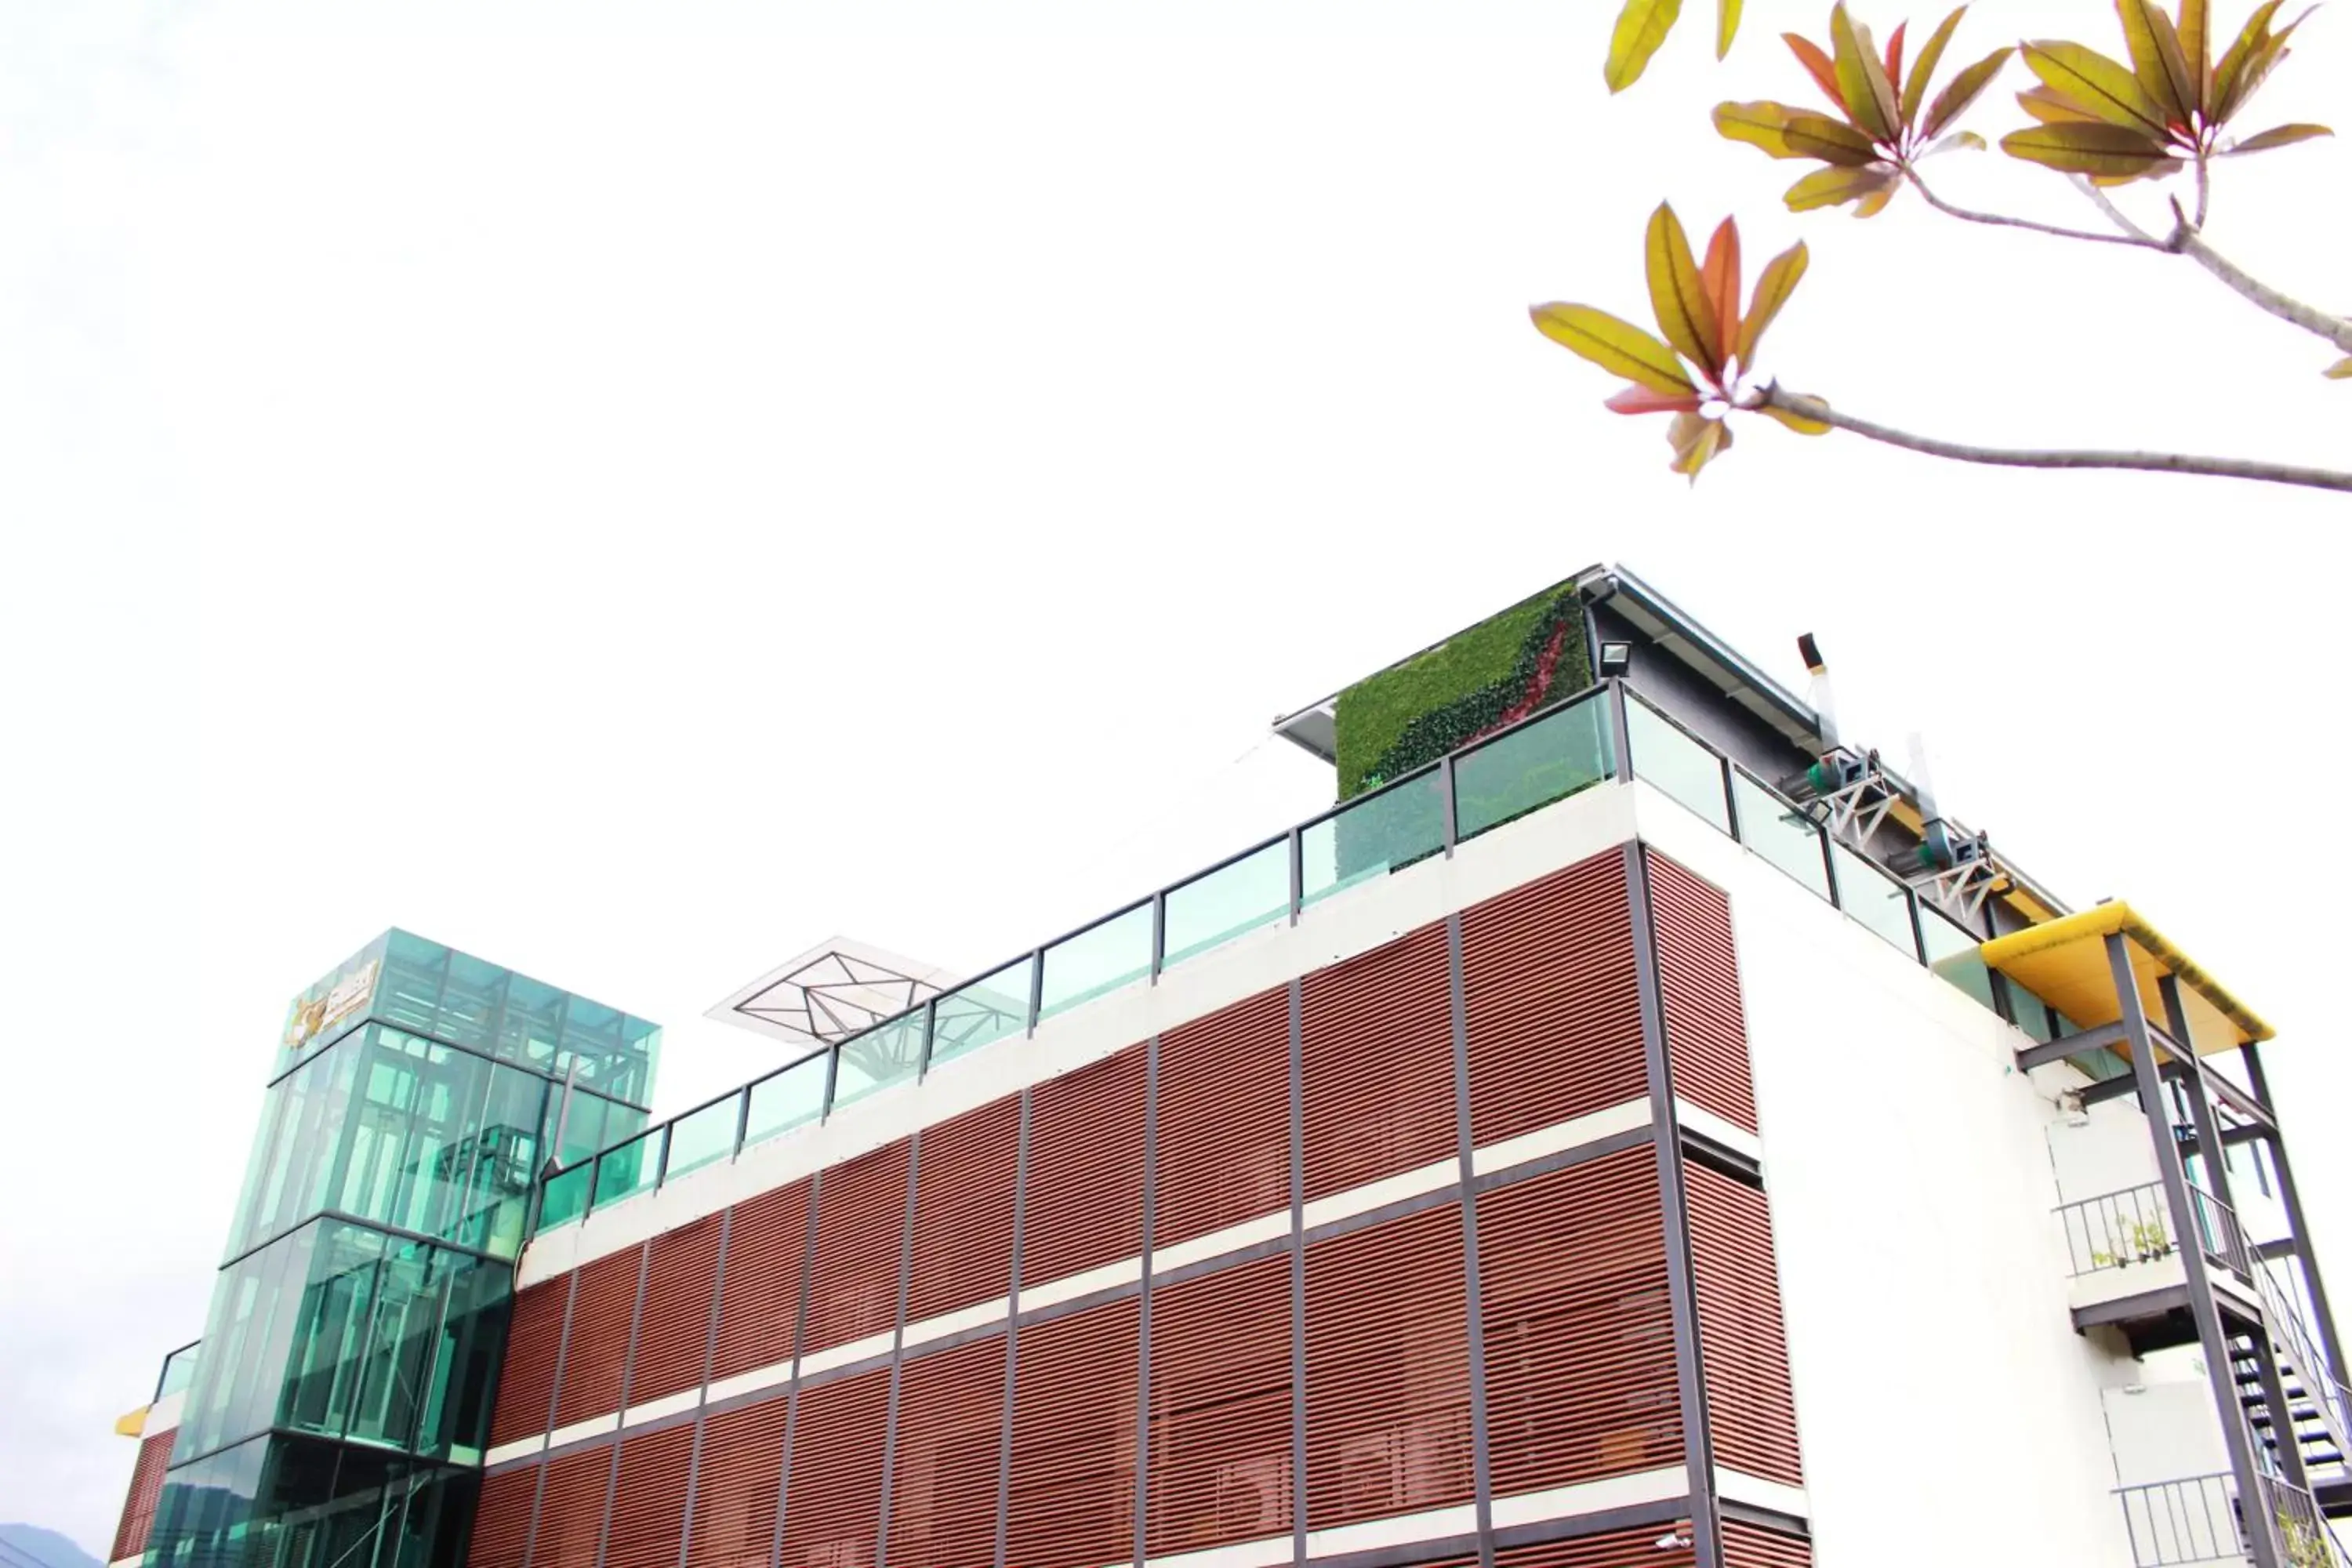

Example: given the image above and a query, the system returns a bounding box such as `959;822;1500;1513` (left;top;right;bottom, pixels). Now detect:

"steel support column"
2243;1044;2350;1394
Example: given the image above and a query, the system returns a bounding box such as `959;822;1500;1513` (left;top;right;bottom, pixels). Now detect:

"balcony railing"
2262;1474;2351;1568
2118;1473;2251;1566
2057;1181;2249;1280
534;680;2060;1236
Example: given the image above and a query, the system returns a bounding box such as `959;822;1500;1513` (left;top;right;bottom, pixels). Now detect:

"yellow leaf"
1718;0;1744;58
1738;240;1808;366
1530;303;1698;397
1831;5;1900;141
1783;163;1900;212
1606;0;1686;93
2216;22;2303;125
2177;0;2210;112
2116;0;2195;126
2017;82;2103;122
2323;356;2352;379
1668;412;1733;482
1902;6;1970;130
2021;40;2174;135
1922;46;2016;137
2211;0;2284;120
2143;6;2201;126
1645;202;1725;379
2223;121;2333;154
2000;120;2176;176
1758;402;1831;434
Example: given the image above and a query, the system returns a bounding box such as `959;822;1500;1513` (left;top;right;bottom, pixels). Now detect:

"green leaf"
1831;6;1900;141
2216;19;2304;125
2116;0;2194;125
1530;304;1698;397
1646;202;1725;378
2021;40;2174;135
2017;82;2103;122
1903;7;1970;130
1758;401;1831;434
1606;0;1686;93
2325;356;2352;379
1922;46;2015;137
1784;163;1900;212
2000;120;2176;176
2144;6;2201;126
1667;412;1733;482
2222;121;2333;153
1737;240;1808;366
1718;0;1744;59
2212;0;2285;119
2177;0;2210;113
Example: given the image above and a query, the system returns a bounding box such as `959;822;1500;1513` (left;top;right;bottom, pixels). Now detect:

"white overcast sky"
4;0;2348;1553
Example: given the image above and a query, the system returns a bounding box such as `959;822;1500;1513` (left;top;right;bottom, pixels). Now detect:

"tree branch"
2165;206;2352;354
1761;386;2352;495
1902;168;2159;246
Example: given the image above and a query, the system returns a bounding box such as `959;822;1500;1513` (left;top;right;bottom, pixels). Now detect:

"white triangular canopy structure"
706;937;961;1062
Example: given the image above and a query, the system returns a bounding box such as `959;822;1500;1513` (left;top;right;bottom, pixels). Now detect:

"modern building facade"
113;566;2351;1568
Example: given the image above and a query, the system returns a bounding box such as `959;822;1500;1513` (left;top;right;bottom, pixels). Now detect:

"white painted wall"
1633;785;2147;1568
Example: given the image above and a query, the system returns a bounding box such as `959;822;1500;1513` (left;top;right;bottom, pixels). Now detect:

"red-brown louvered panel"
685;1395;791;1568
1648;852;1757;1134
1492;1524;1695;1568
110;1428;174;1561
1686;1162;1803;1487
1477;1147;1679;1497
492;1273;572;1446
1007;1296;1138;1568
1301;927;1457;1203
554;1247;645;1428
603;1423;695;1568
711;1178;812;1384
1721;1520;1813;1567
467;1462;536;1568
526;1444;612;1568
630;1213;725;1408
1149;1252;1293;1557
888;1334;1007;1568
804;1139;912;1357
1022;1046;1146;1289
1303;1201;1471;1531
776;1367;889;1568
906;1093;1021;1325
1155;995;1288;1251
1460;850;1645;1148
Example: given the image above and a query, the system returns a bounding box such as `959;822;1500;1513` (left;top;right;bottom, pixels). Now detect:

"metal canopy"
1980;902;2274;1052
706;938;962;1060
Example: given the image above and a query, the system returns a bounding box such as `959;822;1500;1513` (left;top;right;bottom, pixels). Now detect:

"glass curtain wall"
148;1433;476;1568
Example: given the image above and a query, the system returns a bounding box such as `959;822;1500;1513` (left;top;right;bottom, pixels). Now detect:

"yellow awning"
1979;902;2272;1054
116;1404;149;1438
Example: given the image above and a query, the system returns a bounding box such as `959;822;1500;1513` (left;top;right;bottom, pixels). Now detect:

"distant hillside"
0;1523;106;1568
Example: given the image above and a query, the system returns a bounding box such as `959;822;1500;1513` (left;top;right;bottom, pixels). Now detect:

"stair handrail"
2255;1257;2352;1475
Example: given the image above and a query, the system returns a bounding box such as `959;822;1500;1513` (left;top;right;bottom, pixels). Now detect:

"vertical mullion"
1287;980;1309;1568
768;1167;825;1568
676;1205;733;1568
993;1091;1033;1568
875;1128;921;1568
593;1242;654;1568
1445;914;1495;1568
1136;1034;1160;1568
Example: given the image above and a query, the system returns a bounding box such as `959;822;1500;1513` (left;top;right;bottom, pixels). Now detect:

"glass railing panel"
538;1160;592;1232
1038;903;1152;1021
1454;691;1615;844
591;1128;660;1214
1828;840;1920;957
1301;770;1444;908
1163;840;1289;970
929;960;1031;1071
831;1013;926;1113
744;1054;828;1149
664;1095;739;1182
158;1342;201;1402
1729;768;1831;899
1625;693;1731;833
1918;908;1997;1012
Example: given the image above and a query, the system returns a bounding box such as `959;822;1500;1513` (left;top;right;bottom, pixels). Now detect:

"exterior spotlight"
1599;640;1633;677
1654;1533;1692;1551
2059;1090;2090;1128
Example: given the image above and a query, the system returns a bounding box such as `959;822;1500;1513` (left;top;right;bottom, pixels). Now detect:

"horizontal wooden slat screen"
492;1273;571;1446
1007;1296;1138;1568
1155;994;1289;1252
804;1139;912;1358
467;1461;535;1568
1304;1200;1472;1532
1461;851;1645;1147
776;1366;889;1568
1301;928;1456;1203
1476;1148;1679;1497
630;1212;724;1408
906;1093;1022;1326
109;1428;174;1563
685;1395;792;1568
1022;1046;1146;1290
1685;1163;1804;1488
1148;1251;1293;1558
525;1445;612;1568
553;1247;644;1430
887;1334;1007;1568
1721;1520;1813;1567
710;1178;812;1384
1494;1523;1695;1568
604;1424;695;1568
1646;852;1758;1134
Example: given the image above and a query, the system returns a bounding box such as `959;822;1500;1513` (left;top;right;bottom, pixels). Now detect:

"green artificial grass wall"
1333;578;1595;800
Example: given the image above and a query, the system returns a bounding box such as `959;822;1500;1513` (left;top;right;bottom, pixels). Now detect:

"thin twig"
1761;385;2352;495
2074;177;2166;245
2192;154;2211;231
1903;167;2159;247
2167;204;2352;354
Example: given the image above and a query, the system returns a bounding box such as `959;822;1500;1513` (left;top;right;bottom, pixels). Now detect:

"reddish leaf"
1884;20;1910;104
1784;32;1849;111
1606;384;1705;415
1700;218;1743;368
